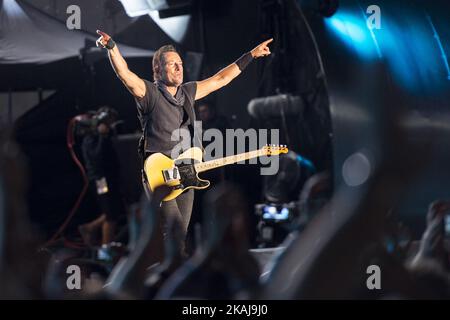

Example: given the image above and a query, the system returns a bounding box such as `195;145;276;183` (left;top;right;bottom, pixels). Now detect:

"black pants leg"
160;189;194;257
142;172;194;258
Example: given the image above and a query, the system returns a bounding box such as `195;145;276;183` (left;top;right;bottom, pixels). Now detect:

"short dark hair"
152;45;178;81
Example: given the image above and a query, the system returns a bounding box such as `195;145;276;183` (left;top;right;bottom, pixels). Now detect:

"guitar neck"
194;149;266;173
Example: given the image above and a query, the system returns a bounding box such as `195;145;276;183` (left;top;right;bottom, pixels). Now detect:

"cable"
42;115;91;248
280;95;292;146
294;0;329;89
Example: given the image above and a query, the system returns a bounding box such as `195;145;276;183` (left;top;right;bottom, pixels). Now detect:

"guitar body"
143;144;288;202
144;147;210;201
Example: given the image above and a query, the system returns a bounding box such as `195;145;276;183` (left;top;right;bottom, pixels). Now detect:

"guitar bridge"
162;167;180;183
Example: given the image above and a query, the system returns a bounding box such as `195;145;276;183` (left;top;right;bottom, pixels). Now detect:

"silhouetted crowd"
1;127;449;300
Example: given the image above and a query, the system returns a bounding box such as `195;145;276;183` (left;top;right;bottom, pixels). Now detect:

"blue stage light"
324;1;450;93
325;12;378;60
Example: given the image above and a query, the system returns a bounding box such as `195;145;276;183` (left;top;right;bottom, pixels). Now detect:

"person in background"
78;107;127;259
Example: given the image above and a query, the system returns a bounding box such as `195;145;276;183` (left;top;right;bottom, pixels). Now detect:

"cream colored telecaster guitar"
144;145;288;201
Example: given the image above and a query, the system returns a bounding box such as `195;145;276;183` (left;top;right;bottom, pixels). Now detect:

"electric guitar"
144;145;289;201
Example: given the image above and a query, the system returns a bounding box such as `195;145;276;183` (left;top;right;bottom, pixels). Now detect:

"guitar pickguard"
175;158;209;189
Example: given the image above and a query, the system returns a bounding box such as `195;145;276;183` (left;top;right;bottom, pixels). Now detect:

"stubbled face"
160;51;183;87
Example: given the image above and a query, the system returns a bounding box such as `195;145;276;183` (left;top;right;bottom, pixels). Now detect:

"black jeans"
142;171;194;258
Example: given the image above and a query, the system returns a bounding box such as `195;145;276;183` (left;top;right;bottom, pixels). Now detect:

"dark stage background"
2;0;450;242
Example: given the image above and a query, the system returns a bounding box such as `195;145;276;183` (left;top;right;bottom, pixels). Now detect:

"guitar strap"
139;93;160;184
139;114;149;184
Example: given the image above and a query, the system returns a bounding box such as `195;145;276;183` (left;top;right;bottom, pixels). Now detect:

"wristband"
105;38;116;50
235;52;253;71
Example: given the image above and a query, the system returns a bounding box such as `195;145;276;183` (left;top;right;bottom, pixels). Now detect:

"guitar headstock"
262;144;289;155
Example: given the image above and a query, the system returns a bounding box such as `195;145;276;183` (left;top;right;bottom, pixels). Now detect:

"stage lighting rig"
118;0;192;42
118;0;192;17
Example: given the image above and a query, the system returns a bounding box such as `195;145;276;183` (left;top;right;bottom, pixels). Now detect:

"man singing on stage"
96;29;273;258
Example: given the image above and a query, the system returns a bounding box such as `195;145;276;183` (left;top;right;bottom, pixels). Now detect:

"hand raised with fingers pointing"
96;30;115;50
251;38;273;58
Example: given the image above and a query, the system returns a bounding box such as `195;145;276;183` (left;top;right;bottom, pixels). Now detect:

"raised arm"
96;30;146;98
195;38;273;101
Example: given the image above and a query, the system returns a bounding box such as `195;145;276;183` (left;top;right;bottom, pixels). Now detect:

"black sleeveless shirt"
135;80;201;158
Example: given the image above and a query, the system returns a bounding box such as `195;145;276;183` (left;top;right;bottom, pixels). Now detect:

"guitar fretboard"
194;149;267;173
